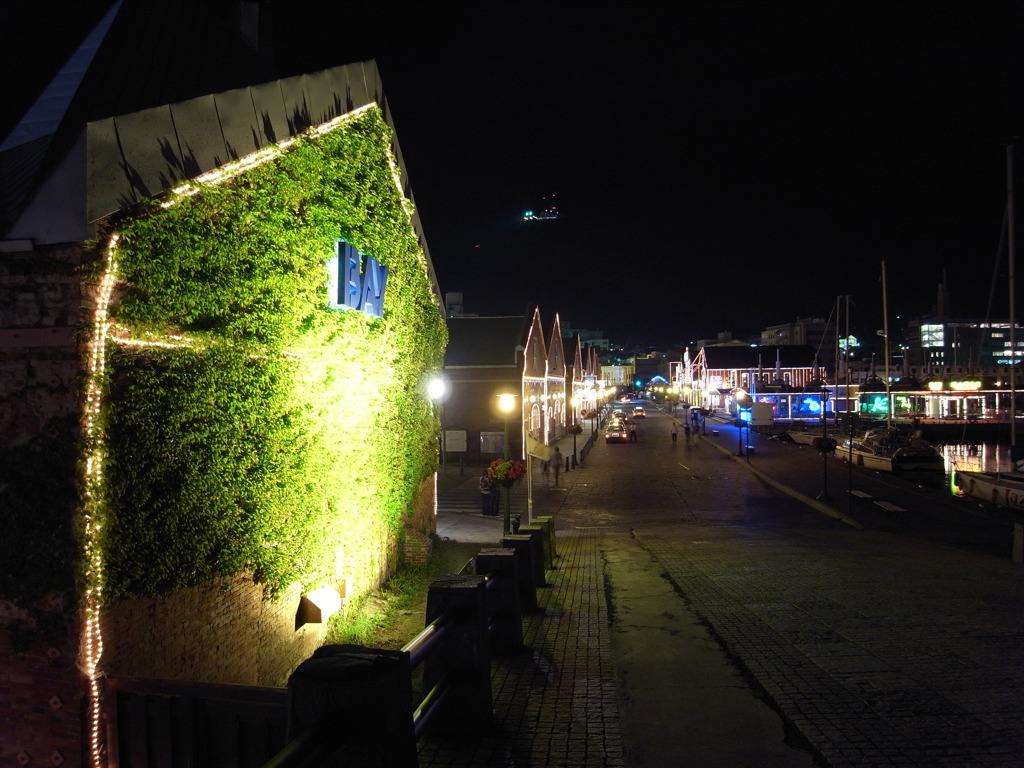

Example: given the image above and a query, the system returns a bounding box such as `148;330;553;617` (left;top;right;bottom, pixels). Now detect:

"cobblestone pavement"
420;409;1024;767
419;498;624;767
637;525;1024;767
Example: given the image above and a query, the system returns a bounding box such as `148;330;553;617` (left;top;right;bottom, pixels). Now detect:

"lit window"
921;324;944;347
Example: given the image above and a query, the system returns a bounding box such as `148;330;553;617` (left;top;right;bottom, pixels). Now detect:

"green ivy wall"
98;107;446;603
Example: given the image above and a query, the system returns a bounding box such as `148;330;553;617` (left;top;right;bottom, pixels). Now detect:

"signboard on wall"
444;430;467;453
480;431;504;454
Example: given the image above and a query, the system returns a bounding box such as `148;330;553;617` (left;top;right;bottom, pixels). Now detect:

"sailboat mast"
844;294;851;421
1008;144;1017;449
882;260;892;427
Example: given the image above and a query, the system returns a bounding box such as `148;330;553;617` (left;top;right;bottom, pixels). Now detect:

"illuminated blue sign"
327;240;389;319
801;396;822;414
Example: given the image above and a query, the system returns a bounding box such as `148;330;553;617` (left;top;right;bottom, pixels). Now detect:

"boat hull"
954;469;1024;510
839;428;945;474
788;430;821;446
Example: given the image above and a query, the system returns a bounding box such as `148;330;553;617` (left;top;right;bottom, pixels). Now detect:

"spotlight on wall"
295;586;344;630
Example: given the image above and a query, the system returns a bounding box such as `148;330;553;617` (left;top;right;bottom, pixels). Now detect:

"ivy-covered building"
0;5;445;764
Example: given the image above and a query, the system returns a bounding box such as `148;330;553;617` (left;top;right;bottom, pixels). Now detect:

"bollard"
517;525;548;586
500;534;539;613
423;575;492;734
287;644;416;767
530;515;557;568
475;547;524;654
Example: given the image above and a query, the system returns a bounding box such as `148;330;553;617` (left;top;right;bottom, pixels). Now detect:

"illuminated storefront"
857;381;1009;422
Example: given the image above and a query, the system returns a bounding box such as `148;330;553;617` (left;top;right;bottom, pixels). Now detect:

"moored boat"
953;468;1024;510
783;420;822;446
839;427;945;473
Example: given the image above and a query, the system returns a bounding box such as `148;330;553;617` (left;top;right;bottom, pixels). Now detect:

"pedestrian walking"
671;421;678;444
552;446;562;486
684;424;692;445
629;421;638;442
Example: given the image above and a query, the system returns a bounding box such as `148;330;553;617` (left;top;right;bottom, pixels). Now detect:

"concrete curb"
701;434;865;529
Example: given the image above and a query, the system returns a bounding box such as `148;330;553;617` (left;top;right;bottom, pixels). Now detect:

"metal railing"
405;598;456;736
260;558;520;768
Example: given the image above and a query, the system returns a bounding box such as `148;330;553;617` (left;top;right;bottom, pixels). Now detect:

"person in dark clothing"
479;469;498;515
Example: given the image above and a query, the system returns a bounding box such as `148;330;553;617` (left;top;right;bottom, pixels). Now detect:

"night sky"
8;1;1024;347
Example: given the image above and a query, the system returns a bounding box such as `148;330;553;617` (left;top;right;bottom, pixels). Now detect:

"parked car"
632;407;646;419
604;424;629;443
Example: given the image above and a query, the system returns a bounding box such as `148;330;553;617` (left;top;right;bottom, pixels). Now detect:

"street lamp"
817;387;832;499
570;396;580;464
427;377;448;472
734;388;750;456
811;386;837;501
497;392;518;534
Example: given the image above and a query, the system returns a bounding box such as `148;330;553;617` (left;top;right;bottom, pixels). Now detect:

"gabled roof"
701;345;818;369
1;0;280;240
545;315;566;377
522;307;548;379
444;316;529;367
0;3;439;306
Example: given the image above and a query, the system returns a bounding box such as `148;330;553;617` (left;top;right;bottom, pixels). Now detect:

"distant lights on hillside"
521;193;560;222
521;208;559;221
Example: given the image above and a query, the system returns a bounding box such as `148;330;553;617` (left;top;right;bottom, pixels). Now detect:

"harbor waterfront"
773;418;1020;481
940;442;1018;476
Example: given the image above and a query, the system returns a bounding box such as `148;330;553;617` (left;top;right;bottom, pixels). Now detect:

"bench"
874;500;907;518
849;490;874;503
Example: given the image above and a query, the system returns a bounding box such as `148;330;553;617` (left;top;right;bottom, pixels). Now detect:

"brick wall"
102;575;324;687
1;245;88;767
403;474;438;565
0;599;84;768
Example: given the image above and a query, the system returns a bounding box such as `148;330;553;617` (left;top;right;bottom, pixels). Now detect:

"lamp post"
817;387;832;500
734;388;749;456
497;393;518;534
570;396;580;464
427;377;447;473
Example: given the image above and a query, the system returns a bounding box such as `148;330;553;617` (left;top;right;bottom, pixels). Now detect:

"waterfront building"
0;9;445;762
443;307;593;467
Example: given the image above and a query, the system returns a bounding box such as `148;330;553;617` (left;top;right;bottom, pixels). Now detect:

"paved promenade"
417;408;1024;768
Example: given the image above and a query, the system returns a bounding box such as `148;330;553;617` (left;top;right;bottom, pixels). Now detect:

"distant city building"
760;317;835;353
904;317;1024;371
601;364;634;386
560;319;608;351
692;331;753;348
633;349;680;388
